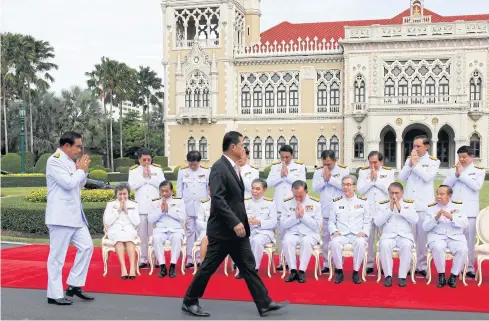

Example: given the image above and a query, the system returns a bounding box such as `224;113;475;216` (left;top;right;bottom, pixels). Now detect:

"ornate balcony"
468;100;484;121
177;107;214;124
351;102;367;122
176;38;219;49
368;95;467;112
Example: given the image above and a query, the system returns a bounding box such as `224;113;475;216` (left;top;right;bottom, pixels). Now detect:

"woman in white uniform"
103;184;140;279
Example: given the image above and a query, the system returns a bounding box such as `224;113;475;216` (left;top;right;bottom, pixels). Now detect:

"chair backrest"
476;206;489;245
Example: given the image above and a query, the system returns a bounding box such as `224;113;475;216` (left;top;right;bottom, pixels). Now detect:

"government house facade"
161;0;489;174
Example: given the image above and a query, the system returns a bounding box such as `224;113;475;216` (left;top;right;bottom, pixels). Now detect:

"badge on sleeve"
305;205;313;212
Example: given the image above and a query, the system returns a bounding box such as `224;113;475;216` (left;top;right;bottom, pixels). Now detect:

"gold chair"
327;238;368;282
426;246;468;286
101;226;141;277
148;220;187;276
475;206;489;287
233;242;277;278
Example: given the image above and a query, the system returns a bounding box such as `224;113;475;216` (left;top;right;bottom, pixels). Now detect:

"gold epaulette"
309;196;320;202
407;156;412;158
382;166;392;170
180;164;189;169
152;163;161;168
244;196;252;201
379;200;390;204
403;199;414;203
333;196;343;202
284;196;294;202
475;165;485;170
429;156;438;161
272;161;281;165
250;164;259;170
129;164;138;170
338;164;347;169
361;166;369;170
316;165;324;170
200;164;209;169
428;202;437;207
357;195;367;201
294;160;304;165
53;152;60;158
264;197;273;201
152;197;161;201
201;198;210;203
173;196;182;199
452;200;462;204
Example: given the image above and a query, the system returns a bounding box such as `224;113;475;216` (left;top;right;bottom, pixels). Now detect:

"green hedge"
89;154;104;167
88;169;109;182
107;173;128;182
88;165;106;172
117;166;129;173
26;188;135;203
1;153;22;173
114;157;135;169
18;151;35;172
153;156;168;167
34;153;51;173
0;176;46;188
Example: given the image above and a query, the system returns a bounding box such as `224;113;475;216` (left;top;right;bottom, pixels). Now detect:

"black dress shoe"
185;263;194;269
181;303;210;317
276;264;289;271
448;274;457;288
129;275;136;280
169;264;177;278
383;276;392;287
121;275;128;280
321;267;330;274
437;274;446;288
466;271;476;278
366;267;374;274
352;271;361;284
139;262;149;269
416;270;427;277
398;278;407;287
159;264;167;278
47;297;72;305
334;270;344;284
298;270;306;283
65;286;94;301
285;270;298;283
235;273;243;279
258;301;289;317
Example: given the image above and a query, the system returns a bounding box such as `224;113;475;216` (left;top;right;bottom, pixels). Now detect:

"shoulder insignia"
407;156;412;158
294;160;304;165
180;164;189;169
379;200;390;204
200;164;209;169
53;152;60;158
357;195;367;201
338;164;347;169
244;196;252;201
173;196;182;199
333;196;343;202
201;198;210;203
361;166;370;170
272;161;281;165
264;197;273;201
428;202;437;207
475;165;485;170
451;165;457;168
429;156;438;161
382;166;392;170
129;164;138;170
152;163;161;168
316;165;324;170
452;200;463;204
309;196;320;202
152;197;161;202
284;196;294;202
249;164;259;170
403;199;414;203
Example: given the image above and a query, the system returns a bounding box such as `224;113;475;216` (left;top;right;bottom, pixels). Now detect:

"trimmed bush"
89;154;104;167
107;173;128;182
89;169;108;182
34;153;51;173
117;166;129;173
0;176;46;188
25;188;135;203
1;153;22;173
263;165;271;177
1;173;45;177
17;151;35;172
88;165;106;172
153;156;168;168
173;166;180;178
114;157;135;169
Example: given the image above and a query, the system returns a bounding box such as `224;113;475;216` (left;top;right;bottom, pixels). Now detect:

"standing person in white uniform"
128;149;165;268
312;150;349;273
266;145;306;271
45;132;94;305
357;151;394;273
442;145;484;278
238;147;260;198
399;135;440;276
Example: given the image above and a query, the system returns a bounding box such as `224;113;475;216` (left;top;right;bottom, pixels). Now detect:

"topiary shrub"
1;153;22;173
153;156;168;167
89;169;108;182
34;153;52;173
173;165;180;178
114;157;135;169
17;151;35;172
88;165;106;172
263;165;272;177
25;188;135;203
89;154;104;167
117;166;129;173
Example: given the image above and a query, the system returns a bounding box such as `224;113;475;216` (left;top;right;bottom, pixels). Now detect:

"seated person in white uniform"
149;180;186;278
281;180;321;283
196;187;211;265
423;185;468;288
236;179;277;279
103;183;141;279
374;182;418;287
329;175;370;284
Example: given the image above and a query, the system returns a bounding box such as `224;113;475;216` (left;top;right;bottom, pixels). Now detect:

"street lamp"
19;103;25;173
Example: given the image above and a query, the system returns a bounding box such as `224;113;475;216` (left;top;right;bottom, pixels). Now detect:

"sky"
2;0;488;94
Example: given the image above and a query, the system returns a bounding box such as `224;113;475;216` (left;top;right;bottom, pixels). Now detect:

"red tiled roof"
260;8;489;43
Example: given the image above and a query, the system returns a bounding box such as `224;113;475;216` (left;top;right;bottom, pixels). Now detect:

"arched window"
265;136;274;160
330;136;339;159
265;84;274;108
194;89;201;107
330;82;340;108
317;135;327;159
185;71;210;109
439;76;449;100
277;136;286;158
354;135;364;159
289;83;299;108
384;78;395;97
241;85;251;110
398;77;408;96
185;88;192;108
277;84;287;108
317;82;328;108
187;137;196;152
470;72;482;102
202;88;210;107
354;75;366;103
253;137;262;160
243;136;250;152
470;133;481;158
199;137;208;159
253;85;263;112
425;76;436;99
289;136;298;159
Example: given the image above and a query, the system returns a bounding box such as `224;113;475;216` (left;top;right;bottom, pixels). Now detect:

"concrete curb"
1;241;32;245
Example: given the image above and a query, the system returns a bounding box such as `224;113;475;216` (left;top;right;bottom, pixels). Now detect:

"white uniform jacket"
176;165;210;217
374;199;418;242
196;198;211;240
422;200;468;244
312;163;349;218
329;195;371;237
267;160;306;211
103;200;140;241
148;197;186;234
279;196;322;243
245;196;278;241
128;164;165;214
357;165;395;216
240;163;260;197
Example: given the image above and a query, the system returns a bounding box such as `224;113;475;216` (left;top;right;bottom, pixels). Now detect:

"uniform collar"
223;154;237;169
252;196;264;202
420;152;429;159
345;194;356;201
57;148;72;162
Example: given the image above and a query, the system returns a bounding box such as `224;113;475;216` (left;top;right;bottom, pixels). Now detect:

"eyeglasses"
342;183;354;187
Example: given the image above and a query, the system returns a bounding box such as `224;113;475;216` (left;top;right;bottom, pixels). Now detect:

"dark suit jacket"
206;155;250;240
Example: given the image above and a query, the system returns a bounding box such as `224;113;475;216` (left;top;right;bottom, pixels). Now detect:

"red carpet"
1;245;488;312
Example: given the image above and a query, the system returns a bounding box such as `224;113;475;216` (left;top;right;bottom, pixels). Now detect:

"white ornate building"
162;0;488;174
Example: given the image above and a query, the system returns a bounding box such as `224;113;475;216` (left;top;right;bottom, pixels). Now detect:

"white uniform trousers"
277;214;285;256
250;233;273;270
47;225;93;299
186;216;199;263
153;231;184;265
367;223;378;269
282;233;318;271
429;239;468;275
138;213;153;264
330;234;367;271
322;217;330;267
379;236;414;278
464;217;476;272
414;211;428;271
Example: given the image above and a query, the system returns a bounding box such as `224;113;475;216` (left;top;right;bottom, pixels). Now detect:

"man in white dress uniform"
45;132;94;305
442;145;485;278
399;135;440;275
423;185;468;288
267;145;306;271
357;151;395;273
374;182;418;287
238;147;260;198
149;181;186;278
312;150;349;274
128;148;165;268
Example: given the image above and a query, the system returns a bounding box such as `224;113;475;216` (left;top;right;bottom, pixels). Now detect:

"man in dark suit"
182;131;288;317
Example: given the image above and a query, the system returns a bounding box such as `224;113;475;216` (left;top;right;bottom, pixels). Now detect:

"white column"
431;139;438;158
396;138;402;170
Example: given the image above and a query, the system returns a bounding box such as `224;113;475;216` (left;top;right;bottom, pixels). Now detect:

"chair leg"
462;256;468;286
411;252;417;284
477;257;483;287
280;251;286;279
376;251;381;283
224;255;229;276
328;250;334;281
192;247;198;275
314;253;319;281
102;248;108;277
181;249;186;276
266;250;272;278
148;247;154;276
426;253;432;285
136;247;141;276
362;253;367;283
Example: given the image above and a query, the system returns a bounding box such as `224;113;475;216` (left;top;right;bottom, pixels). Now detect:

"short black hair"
251;178;267;189
388;182;403;192
368;151;384;162
187;150;202;162
244;146;250;156
159;180;173;190
279;145;294;155
414;135;430;146
292;180;307;191
438;184;453;195
138;148;152;158
321;150;336;161
457;145;473;156
223;131;242;152
59;132;82;147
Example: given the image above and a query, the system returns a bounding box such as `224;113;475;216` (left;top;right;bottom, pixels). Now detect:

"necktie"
234;164;241;179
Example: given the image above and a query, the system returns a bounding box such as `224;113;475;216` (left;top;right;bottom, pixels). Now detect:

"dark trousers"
184;236;272;309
